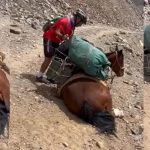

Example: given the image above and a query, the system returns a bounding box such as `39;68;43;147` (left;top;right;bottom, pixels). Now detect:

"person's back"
43;17;73;44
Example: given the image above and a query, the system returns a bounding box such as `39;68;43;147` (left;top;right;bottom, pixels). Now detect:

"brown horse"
60;49;124;134
0;53;10;135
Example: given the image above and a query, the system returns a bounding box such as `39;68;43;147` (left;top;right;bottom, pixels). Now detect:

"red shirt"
43;17;74;44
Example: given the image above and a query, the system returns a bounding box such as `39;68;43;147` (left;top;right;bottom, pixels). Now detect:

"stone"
131;126;143;135
113;108;124;118
62;142;68;147
10;27;21;34
119;31;126;34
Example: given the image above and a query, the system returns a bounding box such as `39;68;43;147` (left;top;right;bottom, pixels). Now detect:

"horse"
59;48;124;134
0;52;10;136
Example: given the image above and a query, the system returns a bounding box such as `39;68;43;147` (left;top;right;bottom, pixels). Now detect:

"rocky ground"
0;0;145;150
144;1;150;150
0;0;143;30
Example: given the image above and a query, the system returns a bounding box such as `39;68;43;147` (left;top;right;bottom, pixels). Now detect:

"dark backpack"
42;16;61;32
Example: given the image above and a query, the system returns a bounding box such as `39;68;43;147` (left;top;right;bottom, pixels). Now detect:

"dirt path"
144;78;150;150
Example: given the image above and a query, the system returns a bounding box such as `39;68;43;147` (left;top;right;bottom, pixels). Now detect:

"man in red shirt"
36;9;87;83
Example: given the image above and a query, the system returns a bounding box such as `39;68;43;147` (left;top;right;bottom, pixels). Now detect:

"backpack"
42;16;61;32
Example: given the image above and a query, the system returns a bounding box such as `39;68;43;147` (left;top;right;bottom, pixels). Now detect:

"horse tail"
0;100;9;136
81;102;116;134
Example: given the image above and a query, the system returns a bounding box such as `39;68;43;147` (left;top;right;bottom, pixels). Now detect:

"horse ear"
115;44;119;51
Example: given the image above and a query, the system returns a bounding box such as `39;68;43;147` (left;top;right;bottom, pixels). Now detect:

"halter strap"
111;51;124;71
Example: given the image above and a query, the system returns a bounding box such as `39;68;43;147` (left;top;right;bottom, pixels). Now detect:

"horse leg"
62;85;82;116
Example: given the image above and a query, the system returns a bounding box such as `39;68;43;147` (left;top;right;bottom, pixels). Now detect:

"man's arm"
55;28;69;40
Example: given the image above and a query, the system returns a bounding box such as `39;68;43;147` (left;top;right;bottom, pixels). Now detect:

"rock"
125;70;132;76
122;39;128;44
10;27;21;34
123;80;130;84
31;19;40;29
147;11;150;15
116;36;123;42
132;81;138;87
119;31;126;34
114;32;119;36
124;45;133;53
31;23;38;29
10;24;18;27
51;5;58;14
34;96;39;100
64;2;71;9
113;108;124;118
131;126;143;135
144;0;149;5
139;40;143;47
105;41;110;45
62;142;68;147
134;102;143;110
26;18;32;24
89;20;94;24
24;0;29;3
95;141;106;149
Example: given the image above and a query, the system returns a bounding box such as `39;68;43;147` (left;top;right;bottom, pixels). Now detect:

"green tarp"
68;35;111;80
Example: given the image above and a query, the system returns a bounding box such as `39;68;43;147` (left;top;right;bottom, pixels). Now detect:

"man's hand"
55;29;69;40
62;34;69;40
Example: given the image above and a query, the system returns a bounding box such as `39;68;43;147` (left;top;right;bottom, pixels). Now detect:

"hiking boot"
36;76;50;84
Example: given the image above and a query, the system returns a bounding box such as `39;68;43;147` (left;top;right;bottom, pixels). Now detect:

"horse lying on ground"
0;52;10;136
60;49;124;134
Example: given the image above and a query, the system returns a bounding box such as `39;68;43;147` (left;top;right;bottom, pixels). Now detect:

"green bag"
42;16;61;32
144;24;150;50
68;36;111;80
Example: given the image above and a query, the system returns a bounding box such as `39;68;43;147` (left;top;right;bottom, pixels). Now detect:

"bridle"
111;51;123;72
108;50;124;85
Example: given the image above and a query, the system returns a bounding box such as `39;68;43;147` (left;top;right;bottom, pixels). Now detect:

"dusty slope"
6;0;143;30
0;11;144;149
144;81;150;150
144;3;150;149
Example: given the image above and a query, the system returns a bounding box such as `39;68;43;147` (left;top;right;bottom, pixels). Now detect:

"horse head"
106;45;124;77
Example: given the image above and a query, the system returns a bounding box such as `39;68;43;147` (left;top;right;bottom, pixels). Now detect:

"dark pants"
43;38;59;58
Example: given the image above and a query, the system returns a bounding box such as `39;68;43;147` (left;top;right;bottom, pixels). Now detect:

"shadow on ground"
20;73;87;126
144;75;150;83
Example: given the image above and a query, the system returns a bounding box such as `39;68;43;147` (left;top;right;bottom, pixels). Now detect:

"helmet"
74;9;87;24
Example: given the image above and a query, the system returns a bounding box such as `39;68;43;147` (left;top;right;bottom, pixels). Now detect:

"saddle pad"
57;73;108;97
